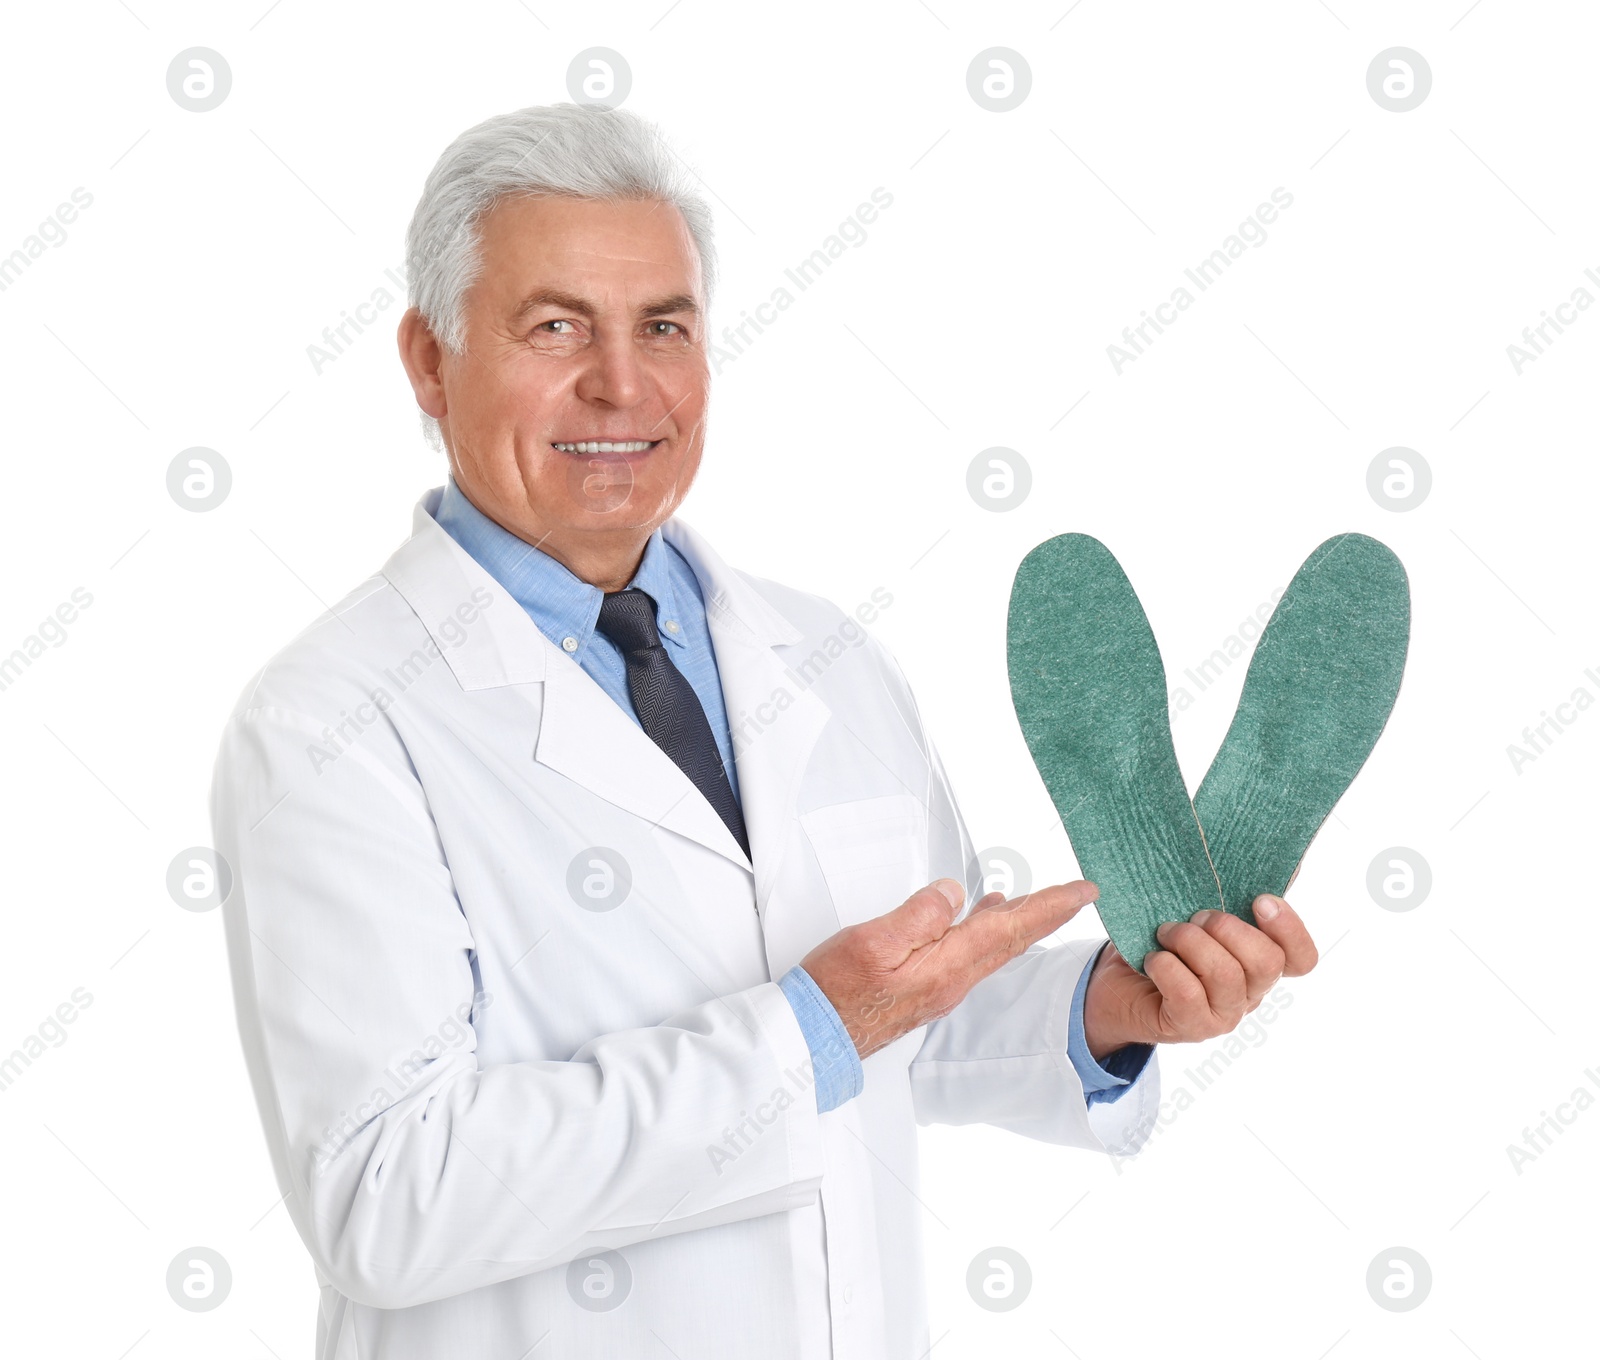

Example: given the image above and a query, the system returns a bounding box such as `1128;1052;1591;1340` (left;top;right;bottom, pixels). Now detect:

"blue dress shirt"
431;477;1151;1113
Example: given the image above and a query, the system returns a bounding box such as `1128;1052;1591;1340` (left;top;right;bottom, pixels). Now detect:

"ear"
397;307;448;419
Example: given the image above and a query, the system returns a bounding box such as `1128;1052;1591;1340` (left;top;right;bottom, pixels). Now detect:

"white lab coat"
210;487;1159;1360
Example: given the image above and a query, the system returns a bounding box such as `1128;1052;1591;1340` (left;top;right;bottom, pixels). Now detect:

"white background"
1;1;1595;1356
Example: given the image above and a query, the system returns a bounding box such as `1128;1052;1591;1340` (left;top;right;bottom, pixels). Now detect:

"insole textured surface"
1007;533;1222;972
1193;532;1410;919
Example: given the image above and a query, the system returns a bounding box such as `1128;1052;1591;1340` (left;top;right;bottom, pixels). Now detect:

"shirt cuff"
1067;941;1154;1106
778;965;864;1113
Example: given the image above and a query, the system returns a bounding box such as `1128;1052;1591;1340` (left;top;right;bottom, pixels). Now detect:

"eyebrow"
512;289;701;321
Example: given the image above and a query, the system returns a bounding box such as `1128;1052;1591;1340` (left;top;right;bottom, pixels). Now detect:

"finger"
942;880;1097;979
1251;895;1318;976
898;880;1095;1005
877;879;966;960
1151;915;1247;1024
964;890;1009;918
1188;910;1288;1007
1140;947;1212;1039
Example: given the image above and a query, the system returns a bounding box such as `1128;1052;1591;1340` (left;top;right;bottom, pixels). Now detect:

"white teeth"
552;440;655;454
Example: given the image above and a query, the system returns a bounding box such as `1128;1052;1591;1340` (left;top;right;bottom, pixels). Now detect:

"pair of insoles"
1007;533;1409;972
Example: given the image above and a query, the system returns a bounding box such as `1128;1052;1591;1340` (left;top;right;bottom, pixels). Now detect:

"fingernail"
1190;909;1215;926
1155;921;1172;940
1255;895;1281;922
933;879;965;912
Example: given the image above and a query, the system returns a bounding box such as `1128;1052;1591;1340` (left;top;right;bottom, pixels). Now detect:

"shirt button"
561;636;579;653
842;1285;853;1304
664;619;680;634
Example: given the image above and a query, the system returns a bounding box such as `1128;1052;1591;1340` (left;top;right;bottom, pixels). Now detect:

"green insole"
1006;531;1409;973
1007;534;1223;972
1192;533;1410;920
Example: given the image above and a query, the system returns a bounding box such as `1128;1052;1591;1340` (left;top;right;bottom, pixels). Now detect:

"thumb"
882;878;966;946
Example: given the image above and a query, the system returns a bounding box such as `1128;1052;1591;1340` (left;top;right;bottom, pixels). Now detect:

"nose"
573;331;647;410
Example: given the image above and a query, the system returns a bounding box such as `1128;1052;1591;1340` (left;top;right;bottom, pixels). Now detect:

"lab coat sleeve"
863;637;1160;1156
211;699;825;1312
908;932;1161;1156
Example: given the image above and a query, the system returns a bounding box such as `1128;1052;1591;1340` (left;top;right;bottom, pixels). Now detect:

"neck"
534;529;651;593
450;471;655;592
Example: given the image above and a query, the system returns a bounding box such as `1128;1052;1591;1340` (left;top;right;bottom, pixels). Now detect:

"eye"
647;320;684;337
537;319;577;334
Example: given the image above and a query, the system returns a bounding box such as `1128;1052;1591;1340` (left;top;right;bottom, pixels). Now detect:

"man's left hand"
1082;894;1319;1061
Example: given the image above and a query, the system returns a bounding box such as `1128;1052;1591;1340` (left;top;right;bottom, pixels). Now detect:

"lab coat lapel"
383;491;757;870
662;518;833;916
533;652;751;867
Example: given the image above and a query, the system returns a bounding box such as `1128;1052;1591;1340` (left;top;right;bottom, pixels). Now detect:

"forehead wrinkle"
489;203;701;320
565;245;674;268
510;281;699;323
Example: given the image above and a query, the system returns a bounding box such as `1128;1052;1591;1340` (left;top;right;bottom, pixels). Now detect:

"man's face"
420;194;710;560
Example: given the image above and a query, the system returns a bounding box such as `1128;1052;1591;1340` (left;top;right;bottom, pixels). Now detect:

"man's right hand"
798;877;1098;1060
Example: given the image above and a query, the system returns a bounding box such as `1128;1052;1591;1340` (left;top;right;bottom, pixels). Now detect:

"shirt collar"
431;474;687;658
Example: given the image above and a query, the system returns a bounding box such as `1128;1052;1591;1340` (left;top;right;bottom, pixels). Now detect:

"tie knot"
595;588;662;653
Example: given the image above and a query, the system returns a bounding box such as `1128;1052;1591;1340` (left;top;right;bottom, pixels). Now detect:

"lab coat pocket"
798;793;930;928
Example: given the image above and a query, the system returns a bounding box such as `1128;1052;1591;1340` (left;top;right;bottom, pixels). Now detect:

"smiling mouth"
551;439;662;454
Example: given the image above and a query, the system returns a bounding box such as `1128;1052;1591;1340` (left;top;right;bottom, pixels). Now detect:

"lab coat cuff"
778;965;864;1112
737;979;829;1191
1067;940;1155;1106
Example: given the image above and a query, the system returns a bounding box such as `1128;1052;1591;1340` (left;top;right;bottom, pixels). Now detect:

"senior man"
212;103;1317;1359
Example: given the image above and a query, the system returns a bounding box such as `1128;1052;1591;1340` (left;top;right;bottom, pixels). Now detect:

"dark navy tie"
594;588;750;858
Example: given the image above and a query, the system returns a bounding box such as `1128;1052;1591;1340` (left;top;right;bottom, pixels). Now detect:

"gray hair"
404;103;717;450
406;102;716;348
